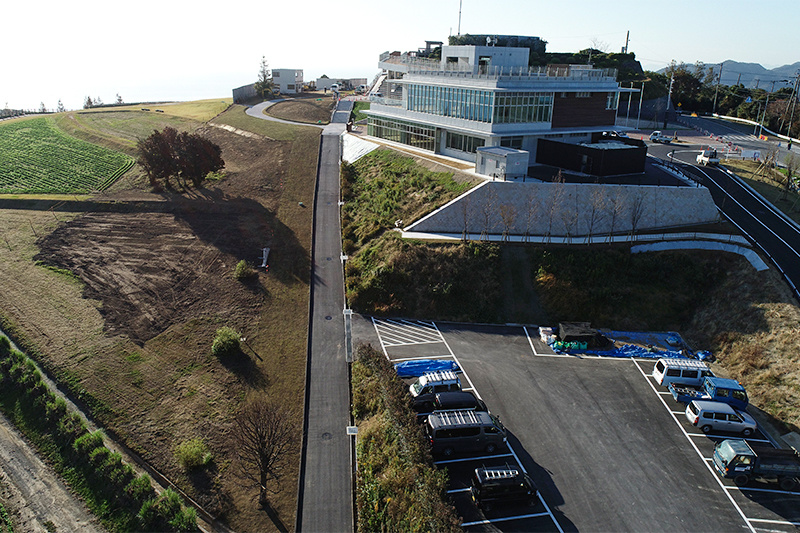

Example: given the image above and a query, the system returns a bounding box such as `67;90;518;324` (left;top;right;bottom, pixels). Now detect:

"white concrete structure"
272;69;303;94
367;42;634;165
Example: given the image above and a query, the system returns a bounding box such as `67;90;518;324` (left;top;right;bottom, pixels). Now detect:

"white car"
649;131;673;144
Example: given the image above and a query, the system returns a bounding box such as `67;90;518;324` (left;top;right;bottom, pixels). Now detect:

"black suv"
470;467;537;511
412;391;487;417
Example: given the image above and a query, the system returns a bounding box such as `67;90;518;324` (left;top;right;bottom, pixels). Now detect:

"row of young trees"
137;126;224;190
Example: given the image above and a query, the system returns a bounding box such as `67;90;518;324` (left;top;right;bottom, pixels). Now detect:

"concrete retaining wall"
405;180;720;236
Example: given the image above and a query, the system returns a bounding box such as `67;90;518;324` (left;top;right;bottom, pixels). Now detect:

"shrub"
233;259;257;281
211;327;240;357
125;474;156;504
73;431;105;458
174;437;213;471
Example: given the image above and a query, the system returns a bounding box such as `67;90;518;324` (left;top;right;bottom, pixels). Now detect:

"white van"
409;370;461;397
685;400;757;436
653;358;714;387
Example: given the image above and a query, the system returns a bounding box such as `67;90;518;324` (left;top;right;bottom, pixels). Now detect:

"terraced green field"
0;117;134;194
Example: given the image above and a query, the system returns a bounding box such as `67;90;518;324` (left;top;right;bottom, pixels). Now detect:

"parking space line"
748;517;800;527
382;339;449;347
391;355;456;362
685;433;772;444
446;487;471;494
430;322;481;398
727;485;800;496
461;511;552;527
658;391;673;395
671;410;685;415
433;453;514;465
631;359;757;533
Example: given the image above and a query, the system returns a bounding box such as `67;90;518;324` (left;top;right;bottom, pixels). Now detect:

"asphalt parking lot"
352;315;800;532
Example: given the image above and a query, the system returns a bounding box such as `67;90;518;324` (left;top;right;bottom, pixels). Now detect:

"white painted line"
747;518;800;527
658;391;673;396
446;487;471;494
381;339;446;347
536;489;565;533
685;433;770;443
461;511;551;527
671;411;686;415
433;453;514;465
371;316;390;358
727;486;800;496
431;322;481;400
632;358;756;533
390;355;456;363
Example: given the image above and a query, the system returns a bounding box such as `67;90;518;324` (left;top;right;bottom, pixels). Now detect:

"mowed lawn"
0;117;134;193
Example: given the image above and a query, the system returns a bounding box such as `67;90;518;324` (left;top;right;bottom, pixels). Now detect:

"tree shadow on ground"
218;350;269;388
261;499;289;533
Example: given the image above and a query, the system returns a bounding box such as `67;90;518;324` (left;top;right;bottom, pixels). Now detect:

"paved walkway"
244;99;354;531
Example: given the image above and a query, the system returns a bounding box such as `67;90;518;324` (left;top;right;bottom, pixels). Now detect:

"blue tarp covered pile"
394;359;460;378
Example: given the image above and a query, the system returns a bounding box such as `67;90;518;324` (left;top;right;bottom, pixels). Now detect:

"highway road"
645;126;800;299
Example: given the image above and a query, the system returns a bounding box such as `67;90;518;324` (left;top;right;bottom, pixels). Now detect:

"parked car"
412;391;487;417
409;370;461;398
685;400;757;436
652;358;715;388
426;410;506;456
649;131;673;143
470;467;537;511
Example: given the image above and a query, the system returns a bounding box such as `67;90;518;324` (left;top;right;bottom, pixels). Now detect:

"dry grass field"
0;103;320;531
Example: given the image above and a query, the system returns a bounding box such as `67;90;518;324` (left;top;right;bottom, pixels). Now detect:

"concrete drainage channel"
0;329;232;533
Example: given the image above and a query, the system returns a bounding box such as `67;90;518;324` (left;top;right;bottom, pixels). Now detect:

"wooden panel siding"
551;92;615;128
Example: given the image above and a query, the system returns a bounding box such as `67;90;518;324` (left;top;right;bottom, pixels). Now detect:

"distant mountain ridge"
658;60;799;89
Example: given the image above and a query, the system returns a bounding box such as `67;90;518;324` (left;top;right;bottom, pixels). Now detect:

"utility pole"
712;62;723;115
780;71;800;137
623;30;630;53
457;0;462;36
664;73;674;129
758;80;779;138
636;81;645;129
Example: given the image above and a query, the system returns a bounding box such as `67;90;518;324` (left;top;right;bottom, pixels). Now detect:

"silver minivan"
685;400;757;436
426;410;506;457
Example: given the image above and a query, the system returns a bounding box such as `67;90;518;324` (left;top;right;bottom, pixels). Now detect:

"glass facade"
367;117;436;151
406;84;553;125
492;92;553;124
445;132;485;153
407;84;494;122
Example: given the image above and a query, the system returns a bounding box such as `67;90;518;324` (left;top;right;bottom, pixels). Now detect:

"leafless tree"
628;193;646;241
523;189;540;243
781;153;799;201
544;171;566;243
606;188;627;244
585;186;607;244
559;188;579;242
231;395;298;506
460;195;472;241
499;202;517;242
590;38;610;53
480;188;497;241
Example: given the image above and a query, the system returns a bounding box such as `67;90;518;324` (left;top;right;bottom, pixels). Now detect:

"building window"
407;84;494;123
367;117;436;151
273;71;280;77
501;136;523;149
606;92;619;110
287;84;295;90
576;92;590;98
492;92;553;124
445;132;485;153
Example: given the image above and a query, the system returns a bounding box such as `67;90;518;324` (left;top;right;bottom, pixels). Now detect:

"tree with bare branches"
523;190;540;243
498;202;517;242
628;193;646;241
544;172;566;243
479;188;497;241
459;195;472;241
585;186;607;244
606;188;627;243
231;395;297;506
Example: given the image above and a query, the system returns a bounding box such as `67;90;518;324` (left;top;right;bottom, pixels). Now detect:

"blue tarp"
394;359;460;378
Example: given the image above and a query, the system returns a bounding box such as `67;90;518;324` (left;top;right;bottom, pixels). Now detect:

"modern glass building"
366;43;630;166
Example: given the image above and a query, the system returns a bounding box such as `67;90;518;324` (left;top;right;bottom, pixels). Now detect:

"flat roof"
477;146;528;156
580;141;639;150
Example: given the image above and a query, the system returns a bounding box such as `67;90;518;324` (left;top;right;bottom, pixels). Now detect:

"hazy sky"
2;0;798;111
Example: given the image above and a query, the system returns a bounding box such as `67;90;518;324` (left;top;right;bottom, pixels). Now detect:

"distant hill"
658;60;798;89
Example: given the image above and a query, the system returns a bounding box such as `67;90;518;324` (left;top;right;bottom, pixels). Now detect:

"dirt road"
0;413;104;533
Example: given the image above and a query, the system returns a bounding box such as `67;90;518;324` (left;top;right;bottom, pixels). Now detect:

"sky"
2;0;799;111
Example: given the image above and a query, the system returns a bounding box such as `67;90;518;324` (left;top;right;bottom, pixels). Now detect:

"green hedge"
0;335;197;532
352;343;461;532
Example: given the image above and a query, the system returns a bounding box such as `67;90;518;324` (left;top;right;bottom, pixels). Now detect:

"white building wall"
405;181;720;237
273;69;303;94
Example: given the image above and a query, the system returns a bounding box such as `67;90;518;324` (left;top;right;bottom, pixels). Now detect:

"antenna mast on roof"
458;0;462;36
